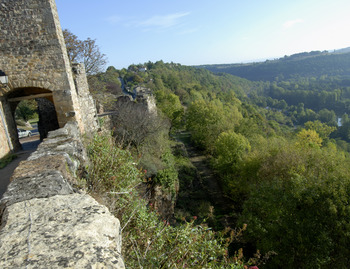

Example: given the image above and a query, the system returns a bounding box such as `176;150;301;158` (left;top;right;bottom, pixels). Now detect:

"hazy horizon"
56;0;350;69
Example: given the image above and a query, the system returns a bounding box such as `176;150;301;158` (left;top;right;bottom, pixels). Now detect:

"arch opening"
3;87;59;151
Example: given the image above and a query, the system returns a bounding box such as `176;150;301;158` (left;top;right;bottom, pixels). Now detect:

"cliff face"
0;122;125;268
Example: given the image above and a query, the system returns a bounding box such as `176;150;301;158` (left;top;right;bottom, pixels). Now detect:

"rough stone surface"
0;194;124;269
27;121;87;176
0;122;125;268
10;154;72;182
0;170;74;214
150;185;177;221
72;63;99;133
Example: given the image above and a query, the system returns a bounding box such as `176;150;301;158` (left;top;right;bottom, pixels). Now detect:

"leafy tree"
213;130;251;174
154;90;184;129
296;129;323;148
304;120;336;142
15;100;37;122
186;99;242;152
63;29;107;75
275;99;287;110
318;108;337;125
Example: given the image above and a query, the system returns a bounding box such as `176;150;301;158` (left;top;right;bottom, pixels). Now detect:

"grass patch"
0;153;17;169
29;115;39;124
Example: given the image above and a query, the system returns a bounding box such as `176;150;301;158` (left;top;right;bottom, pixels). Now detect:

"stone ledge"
0;193;124;268
0;170;74;214
10;155;71;182
27;122;87;176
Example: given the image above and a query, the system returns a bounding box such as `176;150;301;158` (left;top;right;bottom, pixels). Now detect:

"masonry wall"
0;95;21;153
0;0;98;158
0;102;11;158
72;63;99;133
0;0;98;131
0;122;125;268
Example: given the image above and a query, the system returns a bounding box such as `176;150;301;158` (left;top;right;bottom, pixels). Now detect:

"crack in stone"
24;201;33;268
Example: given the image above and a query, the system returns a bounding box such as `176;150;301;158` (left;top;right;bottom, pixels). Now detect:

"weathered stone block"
0;193;125;268
0;170;74;212
10;155;71;182
27;122;87;175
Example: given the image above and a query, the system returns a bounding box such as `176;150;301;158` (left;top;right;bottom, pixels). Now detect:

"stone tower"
0;0;98;158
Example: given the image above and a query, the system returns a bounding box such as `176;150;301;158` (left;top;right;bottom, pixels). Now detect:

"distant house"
138;67;147;72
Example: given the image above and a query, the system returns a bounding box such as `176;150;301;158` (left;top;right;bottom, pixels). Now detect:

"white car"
17;128;32;138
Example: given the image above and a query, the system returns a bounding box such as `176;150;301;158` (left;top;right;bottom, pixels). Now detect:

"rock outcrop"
0;122;125;268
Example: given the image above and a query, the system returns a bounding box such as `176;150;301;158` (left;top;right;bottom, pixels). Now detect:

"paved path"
0;135;40;198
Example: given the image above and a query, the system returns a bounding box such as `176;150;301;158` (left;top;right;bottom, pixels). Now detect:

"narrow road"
0;136;40;198
119;77;135;99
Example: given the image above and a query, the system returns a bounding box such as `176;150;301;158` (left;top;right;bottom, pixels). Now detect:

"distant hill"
198;48;350;81
332;47;350;54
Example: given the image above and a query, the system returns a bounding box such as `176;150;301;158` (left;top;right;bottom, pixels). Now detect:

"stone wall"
0;101;12;157
0;94;21;153
0;0;80;128
0;122;125;268
0;0;99;158
72;63;99;133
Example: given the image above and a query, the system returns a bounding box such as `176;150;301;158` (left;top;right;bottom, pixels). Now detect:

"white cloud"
283;18;304;29
139;12;190;29
105;12;192;34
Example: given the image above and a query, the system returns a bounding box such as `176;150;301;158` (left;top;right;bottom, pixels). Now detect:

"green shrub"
154;151;178;195
84;132;255;268
86;133;141;193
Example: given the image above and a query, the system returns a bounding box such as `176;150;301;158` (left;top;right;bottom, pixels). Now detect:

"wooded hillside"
199;49;350;81
89;58;350;268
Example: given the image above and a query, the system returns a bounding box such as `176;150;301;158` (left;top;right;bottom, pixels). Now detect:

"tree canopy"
63;29;107;75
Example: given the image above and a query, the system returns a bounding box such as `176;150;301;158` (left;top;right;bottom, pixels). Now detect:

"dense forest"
87;53;350;268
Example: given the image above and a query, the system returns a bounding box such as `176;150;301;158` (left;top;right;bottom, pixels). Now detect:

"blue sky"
56;0;350;69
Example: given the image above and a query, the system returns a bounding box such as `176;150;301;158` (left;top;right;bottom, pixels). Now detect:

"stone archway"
1;87;60;150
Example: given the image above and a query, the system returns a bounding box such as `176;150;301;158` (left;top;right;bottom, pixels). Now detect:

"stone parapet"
0;122;125;268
